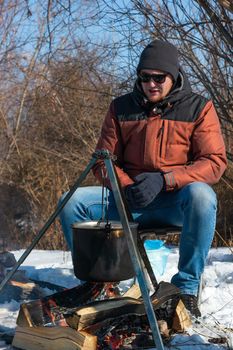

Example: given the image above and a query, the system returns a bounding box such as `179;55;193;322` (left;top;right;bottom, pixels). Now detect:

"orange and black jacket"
93;70;227;191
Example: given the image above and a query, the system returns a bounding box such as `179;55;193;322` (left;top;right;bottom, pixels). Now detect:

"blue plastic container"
144;239;170;276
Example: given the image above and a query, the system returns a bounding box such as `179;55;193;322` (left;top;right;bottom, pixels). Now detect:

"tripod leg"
137;237;159;290
105;157;165;350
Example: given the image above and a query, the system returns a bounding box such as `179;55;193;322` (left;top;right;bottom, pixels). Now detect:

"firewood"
12;326;97;350
0;279;44;304
17;281;180;331
172;299;192;332
122;283;141;299
16;282;105;328
158;320;170;338
15;280;182;350
9;280;38;290
66;297;143;331
66;282;180;331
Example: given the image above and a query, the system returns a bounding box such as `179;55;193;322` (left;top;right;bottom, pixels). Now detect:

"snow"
0;246;232;350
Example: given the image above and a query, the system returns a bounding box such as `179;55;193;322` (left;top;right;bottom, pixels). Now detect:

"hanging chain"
98;168;111;237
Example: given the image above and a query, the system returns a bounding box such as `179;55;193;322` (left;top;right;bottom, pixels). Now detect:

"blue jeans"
59;182;217;296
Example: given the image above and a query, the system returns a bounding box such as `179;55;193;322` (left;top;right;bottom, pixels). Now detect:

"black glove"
125;172;164;209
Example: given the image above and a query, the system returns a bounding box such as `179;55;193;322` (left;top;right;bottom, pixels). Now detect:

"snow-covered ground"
0;245;232;349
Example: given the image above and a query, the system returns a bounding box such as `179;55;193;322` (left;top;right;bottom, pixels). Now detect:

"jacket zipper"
158;120;165;158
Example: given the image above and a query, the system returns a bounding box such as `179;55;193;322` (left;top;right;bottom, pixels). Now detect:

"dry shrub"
1;54;113;249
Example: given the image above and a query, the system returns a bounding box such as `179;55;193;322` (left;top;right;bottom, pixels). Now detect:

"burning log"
16;282;106;327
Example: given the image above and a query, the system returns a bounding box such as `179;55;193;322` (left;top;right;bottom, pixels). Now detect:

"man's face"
139;69;174;103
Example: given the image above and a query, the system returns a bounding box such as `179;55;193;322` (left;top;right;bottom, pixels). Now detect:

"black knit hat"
137;40;179;81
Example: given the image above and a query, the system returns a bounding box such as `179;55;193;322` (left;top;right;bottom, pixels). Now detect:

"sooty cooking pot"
72;221;138;282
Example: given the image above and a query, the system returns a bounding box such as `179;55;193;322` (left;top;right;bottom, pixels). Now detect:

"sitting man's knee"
184;182;217;209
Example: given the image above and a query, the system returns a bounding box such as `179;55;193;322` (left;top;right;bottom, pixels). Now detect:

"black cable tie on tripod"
92;149;117;161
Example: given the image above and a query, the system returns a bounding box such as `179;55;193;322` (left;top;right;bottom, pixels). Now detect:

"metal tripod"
0;149;164;350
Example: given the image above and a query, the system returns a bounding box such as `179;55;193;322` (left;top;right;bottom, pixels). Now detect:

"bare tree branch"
195;0;233;47
217;0;233;13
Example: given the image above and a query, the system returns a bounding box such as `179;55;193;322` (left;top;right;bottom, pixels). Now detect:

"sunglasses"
138;73;167;84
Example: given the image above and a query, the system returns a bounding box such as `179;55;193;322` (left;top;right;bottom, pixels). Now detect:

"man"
59;40;227;317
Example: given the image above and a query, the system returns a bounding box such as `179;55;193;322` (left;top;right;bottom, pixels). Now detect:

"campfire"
12;279;191;350
1;252;191;349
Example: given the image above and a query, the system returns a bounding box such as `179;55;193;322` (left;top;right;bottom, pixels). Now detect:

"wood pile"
13;281;191;350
